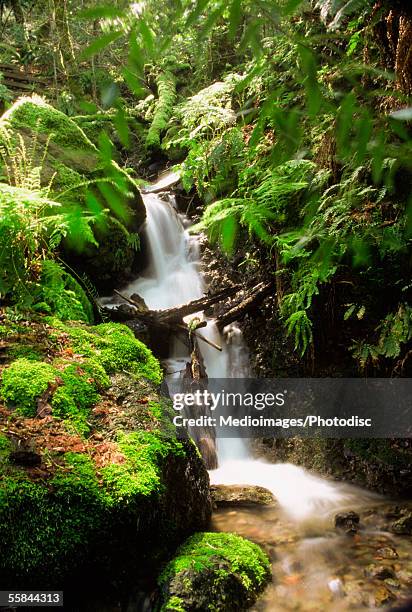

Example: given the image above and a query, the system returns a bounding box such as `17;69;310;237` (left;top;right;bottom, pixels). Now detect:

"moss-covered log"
146;71;177;151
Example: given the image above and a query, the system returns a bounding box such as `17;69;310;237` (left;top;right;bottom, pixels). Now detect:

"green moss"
0;359;57;416
7;344;43;361
0;434;11;465
51;362;108;434
102;431;184;500
158;532;271;611
162;596;186;612
1;95;96;153
61;321;163;384
146;71;177;150
0;473;103;580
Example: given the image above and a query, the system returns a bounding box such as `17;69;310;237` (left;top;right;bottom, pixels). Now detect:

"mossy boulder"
0;316;212;598
157;532;271;611
0;96;146;289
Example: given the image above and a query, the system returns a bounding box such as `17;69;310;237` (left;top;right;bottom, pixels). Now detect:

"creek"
120;175;412;611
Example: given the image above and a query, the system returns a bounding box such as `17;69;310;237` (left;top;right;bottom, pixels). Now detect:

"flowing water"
121;177;412;611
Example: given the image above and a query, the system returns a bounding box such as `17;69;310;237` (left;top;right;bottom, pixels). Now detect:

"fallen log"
216;282;273;330
154;285;241;324
113;285;240;326
110;290;222;351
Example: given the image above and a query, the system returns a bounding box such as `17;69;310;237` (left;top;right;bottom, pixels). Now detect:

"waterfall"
121;179;379;523
123;188;248;462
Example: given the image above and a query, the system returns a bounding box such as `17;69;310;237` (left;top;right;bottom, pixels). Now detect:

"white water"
123;179;379;524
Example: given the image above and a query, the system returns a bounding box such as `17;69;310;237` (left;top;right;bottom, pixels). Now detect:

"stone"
376;546;399;560
365;564;396;580
334;511;360;534
157;532;271;611
391;514;412;536
211;484;276;507
374;585;397;607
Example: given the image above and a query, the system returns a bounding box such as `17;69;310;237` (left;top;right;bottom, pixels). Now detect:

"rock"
157;532;271;611
334;511;360;534
0;318;212;597
374;585;397;607
391;514;412;535
0;96;146;290
376;546;399;560
210;484;276;507
365;564;396;580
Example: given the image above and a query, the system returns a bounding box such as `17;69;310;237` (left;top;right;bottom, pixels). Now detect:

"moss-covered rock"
0;96;146;289
0;320;161;432
0;316;212;595
157;532;271;611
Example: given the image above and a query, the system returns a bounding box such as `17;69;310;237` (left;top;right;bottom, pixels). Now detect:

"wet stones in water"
334;511;360;534
375;585;397;607
376;546;399;560
391;514;412;536
365;564;396;580
211;484;276;507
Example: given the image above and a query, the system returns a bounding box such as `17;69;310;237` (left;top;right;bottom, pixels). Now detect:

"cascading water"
123;179;375;518
123;186;248;462
118;177;412;610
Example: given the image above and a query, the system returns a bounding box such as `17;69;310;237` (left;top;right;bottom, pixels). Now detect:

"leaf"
186;0;211;28
79;6;124;19
80;31;123;59
283;0;304;16
122;66;145;97
228;0;242;40
114;106;130;149
139;19;155;56
221;215;238;254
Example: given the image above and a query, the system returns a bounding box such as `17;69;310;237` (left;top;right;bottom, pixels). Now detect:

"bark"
113;285;241;326
216;282;273;330
10;0;24;25
52;0;75;73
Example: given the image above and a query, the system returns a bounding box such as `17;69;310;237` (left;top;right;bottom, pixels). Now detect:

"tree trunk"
52;0;75;74
10;0;25;26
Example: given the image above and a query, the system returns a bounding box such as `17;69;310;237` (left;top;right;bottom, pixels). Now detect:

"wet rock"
391;514;412;536
334;511;360;534
365;564;396;580
211;484;276;507
157;532;271;611
376;546;399;560
385;578;401;589
375;585;397;607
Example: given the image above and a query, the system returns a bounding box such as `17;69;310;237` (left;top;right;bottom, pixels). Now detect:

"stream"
120;175;412;611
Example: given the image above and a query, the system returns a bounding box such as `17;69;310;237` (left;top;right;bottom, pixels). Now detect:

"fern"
36;260;94;323
195;159;315;250
351;304;412;370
